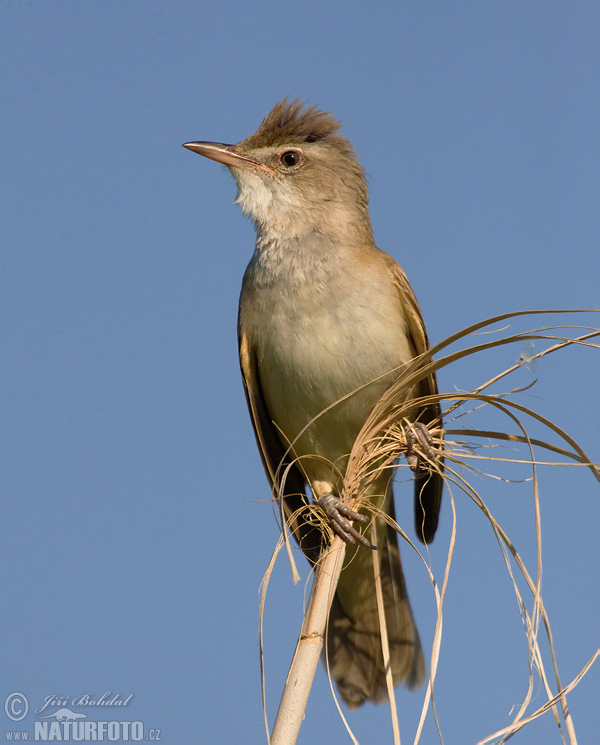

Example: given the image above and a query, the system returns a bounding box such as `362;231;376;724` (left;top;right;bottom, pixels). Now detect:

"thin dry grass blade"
260;536;286;743
371;522;401;745
261;311;598;744
475;651;599;744
414;484;457;745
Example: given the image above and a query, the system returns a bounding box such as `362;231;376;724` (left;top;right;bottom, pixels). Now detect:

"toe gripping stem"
406;421;437;471
317;494;374;549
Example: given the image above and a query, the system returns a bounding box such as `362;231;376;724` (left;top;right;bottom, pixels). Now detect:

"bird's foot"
406;422;436;471
317;494;374;548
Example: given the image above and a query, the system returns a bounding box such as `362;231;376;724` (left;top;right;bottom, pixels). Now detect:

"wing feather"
384;255;444;543
239;331;323;563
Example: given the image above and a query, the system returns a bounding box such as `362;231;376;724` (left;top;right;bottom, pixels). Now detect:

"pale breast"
239;240;415;476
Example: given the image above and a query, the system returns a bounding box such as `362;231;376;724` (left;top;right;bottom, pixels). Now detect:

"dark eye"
280;150;302;167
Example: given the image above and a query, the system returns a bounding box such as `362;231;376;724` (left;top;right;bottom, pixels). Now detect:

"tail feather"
325;501;424;708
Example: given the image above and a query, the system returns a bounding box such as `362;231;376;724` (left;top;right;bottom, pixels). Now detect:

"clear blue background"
1;2;598;743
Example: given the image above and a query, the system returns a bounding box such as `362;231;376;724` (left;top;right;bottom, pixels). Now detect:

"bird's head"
184;98;373;244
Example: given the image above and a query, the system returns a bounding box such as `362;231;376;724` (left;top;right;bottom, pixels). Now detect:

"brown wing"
384;254;444;543
239;331;323;563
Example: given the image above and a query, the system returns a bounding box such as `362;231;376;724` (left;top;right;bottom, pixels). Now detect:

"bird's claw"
317;494;374;549
406;422;436;472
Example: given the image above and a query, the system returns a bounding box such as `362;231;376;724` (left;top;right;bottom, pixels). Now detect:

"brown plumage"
184;99;443;709
241;98;348;149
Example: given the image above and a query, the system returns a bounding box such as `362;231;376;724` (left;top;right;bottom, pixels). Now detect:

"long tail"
325;498;424;708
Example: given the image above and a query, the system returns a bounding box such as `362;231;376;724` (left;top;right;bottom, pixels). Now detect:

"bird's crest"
239;98;354;155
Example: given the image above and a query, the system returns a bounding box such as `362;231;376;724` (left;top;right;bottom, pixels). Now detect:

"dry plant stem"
270;537;347;745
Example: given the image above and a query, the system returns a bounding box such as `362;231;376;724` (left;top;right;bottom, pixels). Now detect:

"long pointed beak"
182;141;275;173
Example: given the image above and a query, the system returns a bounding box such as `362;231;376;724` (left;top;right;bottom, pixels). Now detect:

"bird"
183;99;443;709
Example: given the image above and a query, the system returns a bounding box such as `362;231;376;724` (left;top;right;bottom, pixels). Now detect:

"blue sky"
1;2;598;743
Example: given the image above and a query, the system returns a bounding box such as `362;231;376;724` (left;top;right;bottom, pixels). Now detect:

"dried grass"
260;310;599;744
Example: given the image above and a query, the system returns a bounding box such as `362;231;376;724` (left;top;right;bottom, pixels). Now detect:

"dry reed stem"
269;537;347;745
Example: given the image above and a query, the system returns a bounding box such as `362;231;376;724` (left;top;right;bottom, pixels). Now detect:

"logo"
3;692;161;742
36;707;87;722
4;693;28;722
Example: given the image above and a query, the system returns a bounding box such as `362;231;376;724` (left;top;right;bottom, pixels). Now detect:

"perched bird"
184;99;443;708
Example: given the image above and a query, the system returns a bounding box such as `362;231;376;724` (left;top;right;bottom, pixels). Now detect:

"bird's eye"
280;150;302;168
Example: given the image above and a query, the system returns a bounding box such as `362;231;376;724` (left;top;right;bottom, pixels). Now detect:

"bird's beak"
182;141;275;173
